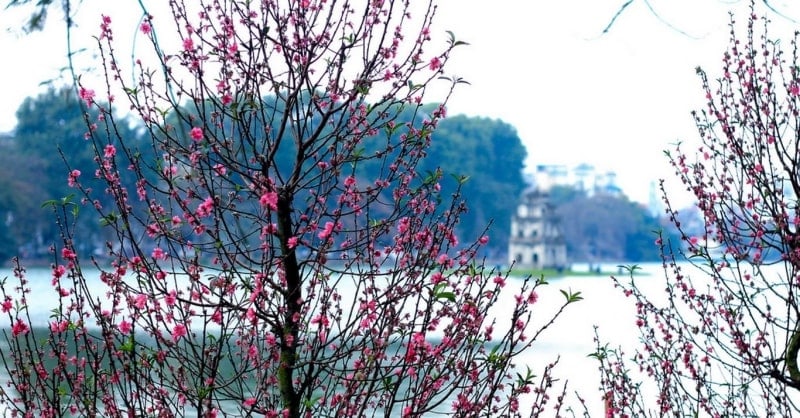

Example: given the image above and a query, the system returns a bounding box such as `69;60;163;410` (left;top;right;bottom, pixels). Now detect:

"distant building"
508;187;568;270
532;163;622;197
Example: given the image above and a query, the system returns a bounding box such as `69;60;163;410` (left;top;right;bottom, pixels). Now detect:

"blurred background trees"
0;87;149;260
0;87;678;266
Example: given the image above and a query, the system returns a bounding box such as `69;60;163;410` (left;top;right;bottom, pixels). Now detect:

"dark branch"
601;0;635;35
601;0;798;38
763;0;800;24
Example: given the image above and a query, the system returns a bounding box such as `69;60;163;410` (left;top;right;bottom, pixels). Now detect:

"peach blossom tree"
0;1;576;417
597;4;800;416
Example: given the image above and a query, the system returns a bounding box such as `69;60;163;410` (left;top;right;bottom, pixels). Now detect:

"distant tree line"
0;88;530;264
549;184;681;262
0;88;150;263
0;87;681;266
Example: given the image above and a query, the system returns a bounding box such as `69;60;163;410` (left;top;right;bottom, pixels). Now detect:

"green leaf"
449;173;470;184
587;344;609;360
560;288;583;303
432;282;456;302
423;170;439;185
445;30;469;47
197;385;211;401
619;264;641;275
100;212;118;226
120;336;135;354
41;194;75;209
303;395;322;408
433;282;447;294
436;291;456;302
516;366;536;386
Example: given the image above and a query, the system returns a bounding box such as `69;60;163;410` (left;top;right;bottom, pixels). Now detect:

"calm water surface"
0;262;670;415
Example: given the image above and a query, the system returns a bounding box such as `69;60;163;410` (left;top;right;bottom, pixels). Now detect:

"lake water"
0;262;669;415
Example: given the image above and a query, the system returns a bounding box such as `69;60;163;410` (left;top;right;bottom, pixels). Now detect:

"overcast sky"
2;0;799;207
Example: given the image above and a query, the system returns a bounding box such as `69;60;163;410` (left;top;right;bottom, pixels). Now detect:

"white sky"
2;0;799;207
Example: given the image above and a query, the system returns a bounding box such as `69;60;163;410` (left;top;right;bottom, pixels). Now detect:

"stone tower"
508;187;568;270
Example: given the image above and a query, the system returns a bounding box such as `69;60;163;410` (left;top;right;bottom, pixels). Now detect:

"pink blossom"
79;87;95;106
429;56;442;71
213;164;227;176
211;309;222;324
493;276;506;287
311;314;329;327
318;221;335;240
172;323;187;341
104;144;116;158
118;319;132;334
478;235;489;245
260;191;278;211
61;247;77;260
11;320;28;337
197;196;215;217
140;22;152;35
53;264;66;280
287;236;298;249
152;247;167;260
183;37;194;51
146;223;160;237
100;15;112;38
1;298;12;313
226;43;239;57
68;169;81;187
134;294;148;310
165;290;177;306
527;291;538;304
190;127;204;142
243;398;256;408
50;320;69;333
246;308;256;324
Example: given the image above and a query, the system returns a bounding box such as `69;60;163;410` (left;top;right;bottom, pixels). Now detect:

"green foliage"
0;88;526;263
5;0;70;32
422;115;527;252
560;288;583;303
165;98;527;256
550;185;678;262
0;86;674;267
4;87;150;260
0;218;14;264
